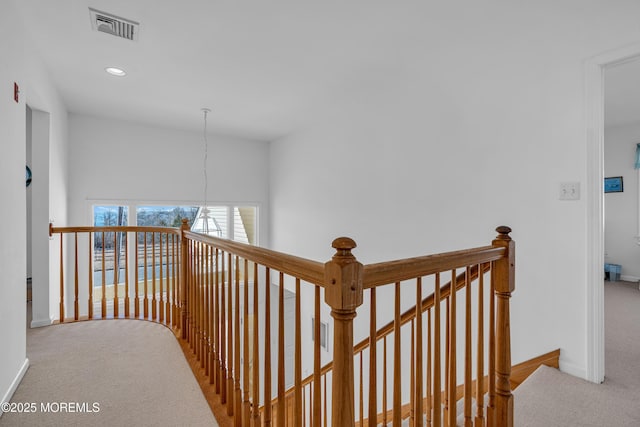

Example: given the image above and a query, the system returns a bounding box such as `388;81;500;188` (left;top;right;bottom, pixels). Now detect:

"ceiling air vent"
89;8;139;41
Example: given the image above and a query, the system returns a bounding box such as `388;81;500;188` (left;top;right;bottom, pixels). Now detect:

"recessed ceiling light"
105;67;126;77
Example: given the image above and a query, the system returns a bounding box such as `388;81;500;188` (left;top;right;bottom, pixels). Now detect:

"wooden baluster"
74;232;79;321
415;278;424;427
190;241;198;346
368;288;377;427
135;233;140;318
264;267;272;427
488;263;495;426
152;232;157;320
172;234;177;327
393;282;401;427
159;234;164;323
196;242;201;353
432;273;441;427
444;295;450;426
227;253;234;416
252;262;261;427
448;270;457;427
192;242;197;353
220;250;227;403
313;285;321;427
235;257;242;426
205;246;211;377
196;243;202;361
113;231;119;318
476;264;485;425
464;267;472;427
410;320;415;426
277;272;285;427
143;232;149;319
214;248;220;389
180;220;189;340
359;352;364;425
101;231;106;319
202;245;212;377
124;232;130;318
212;248;218;388
492;227;515;427
426;307;432;427
203;244;208;364
243;259;251;423
303;385;307;427
383;335;388;427
59;233;64;322
209;247;216;384
88;232;93;319
203;245;209;374
164;233;168;326
295;278;303;427
323;374;328;427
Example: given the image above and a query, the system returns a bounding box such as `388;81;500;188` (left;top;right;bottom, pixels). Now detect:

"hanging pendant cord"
202;108;211;234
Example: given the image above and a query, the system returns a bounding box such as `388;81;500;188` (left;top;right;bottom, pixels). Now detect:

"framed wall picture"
604;176;623;193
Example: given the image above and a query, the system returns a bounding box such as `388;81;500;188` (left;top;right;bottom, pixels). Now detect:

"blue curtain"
636;143;640;169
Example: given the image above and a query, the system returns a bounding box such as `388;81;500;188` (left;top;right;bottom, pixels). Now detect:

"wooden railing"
49;222;515;427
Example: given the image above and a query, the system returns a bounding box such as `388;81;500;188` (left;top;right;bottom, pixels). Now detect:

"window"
90;203;258;244
234;206;257;245
92;205;128;288
93;205;128;226
136;205;198;227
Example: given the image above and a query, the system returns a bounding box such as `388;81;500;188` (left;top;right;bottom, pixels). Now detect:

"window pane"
92;205;128;290
136;205;198;227
234;206;257;245
192;206;227;238
94;205;128;226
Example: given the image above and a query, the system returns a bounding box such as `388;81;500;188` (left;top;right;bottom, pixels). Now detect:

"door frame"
585;43;640;383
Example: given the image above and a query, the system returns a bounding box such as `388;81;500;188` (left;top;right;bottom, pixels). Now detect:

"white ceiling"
11;1;640;140
13;0;441;141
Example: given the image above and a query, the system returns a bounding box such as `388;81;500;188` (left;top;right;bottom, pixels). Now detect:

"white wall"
0;2;28;406
604;123;640;281
0;0;69;405
23;27;69;329
68;114;269;235
270;1;640;380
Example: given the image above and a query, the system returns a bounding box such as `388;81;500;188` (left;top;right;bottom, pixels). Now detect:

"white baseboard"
620;275;640;283
30;316;53;328
558;359;589;382
0;358;30;418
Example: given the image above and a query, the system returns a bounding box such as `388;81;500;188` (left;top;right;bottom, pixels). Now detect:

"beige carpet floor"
514;280;640;426
0;319;218;427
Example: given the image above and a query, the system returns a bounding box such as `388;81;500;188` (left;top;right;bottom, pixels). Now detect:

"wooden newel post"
324;237;363;427
492;226;515;427
180;219;190;339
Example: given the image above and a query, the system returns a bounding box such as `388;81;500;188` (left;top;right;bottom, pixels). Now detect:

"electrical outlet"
559;182;580;200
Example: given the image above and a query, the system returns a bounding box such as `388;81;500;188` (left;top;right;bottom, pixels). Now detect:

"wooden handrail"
363;245;504;288
184;231;325;287
50;224;182;235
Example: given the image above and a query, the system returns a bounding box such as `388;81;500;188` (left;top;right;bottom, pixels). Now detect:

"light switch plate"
559;182;580;200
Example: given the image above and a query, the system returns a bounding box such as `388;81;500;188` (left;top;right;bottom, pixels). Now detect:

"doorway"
586;44;640;383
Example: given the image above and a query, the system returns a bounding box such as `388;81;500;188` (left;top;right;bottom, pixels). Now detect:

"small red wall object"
14;82;19;103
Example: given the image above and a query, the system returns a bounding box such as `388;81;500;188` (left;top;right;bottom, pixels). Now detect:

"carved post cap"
495;226;512;240
325;237;363;311
331;237;357;258
181;218;189;227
